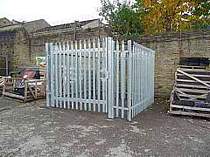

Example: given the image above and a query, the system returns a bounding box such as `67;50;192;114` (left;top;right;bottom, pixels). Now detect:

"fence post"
127;40;132;121
46;43;51;107
107;37;114;119
152;52;155;103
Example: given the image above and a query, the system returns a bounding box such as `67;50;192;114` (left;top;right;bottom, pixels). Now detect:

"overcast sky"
0;0;102;25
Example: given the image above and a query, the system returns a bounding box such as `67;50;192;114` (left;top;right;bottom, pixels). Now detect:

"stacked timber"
169;65;210;118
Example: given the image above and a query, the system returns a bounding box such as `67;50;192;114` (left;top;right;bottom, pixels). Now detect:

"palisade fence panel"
46;37;155;121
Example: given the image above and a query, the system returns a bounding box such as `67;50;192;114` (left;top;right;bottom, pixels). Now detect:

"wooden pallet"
169;66;210;118
2;77;46;102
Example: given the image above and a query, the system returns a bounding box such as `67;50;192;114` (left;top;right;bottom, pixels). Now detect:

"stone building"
0;18;106;75
0;18;50;75
0;17;13;27
30;19;107;65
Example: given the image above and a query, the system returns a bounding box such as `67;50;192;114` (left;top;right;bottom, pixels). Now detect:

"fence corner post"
107;37;114;119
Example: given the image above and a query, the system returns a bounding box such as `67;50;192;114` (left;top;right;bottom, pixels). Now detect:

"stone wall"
0;26;107;74
0;27;31;74
138;31;210;97
0;31;16;75
12;28;31;69
30;27;107;65
2;25;210;98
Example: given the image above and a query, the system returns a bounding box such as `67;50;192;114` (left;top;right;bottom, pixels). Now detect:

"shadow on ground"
0;97;210;157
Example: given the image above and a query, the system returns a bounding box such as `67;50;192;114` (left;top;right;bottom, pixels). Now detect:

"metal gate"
46;37;155;121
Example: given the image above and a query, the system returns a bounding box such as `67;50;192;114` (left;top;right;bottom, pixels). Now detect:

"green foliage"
193;0;210;17
191;0;210;30
99;0;210;36
99;0;144;39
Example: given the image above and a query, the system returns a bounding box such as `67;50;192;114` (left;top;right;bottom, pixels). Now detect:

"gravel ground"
0;97;210;157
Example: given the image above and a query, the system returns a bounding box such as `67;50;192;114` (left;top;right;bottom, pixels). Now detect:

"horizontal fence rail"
46;37;155;121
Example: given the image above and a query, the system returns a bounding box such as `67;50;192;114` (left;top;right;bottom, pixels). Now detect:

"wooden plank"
175;87;209;94
171;104;210;112
177;69;210;88
169;110;210;118
176;79;210;84
28;84;36;99
178;94;207;99
179;68;208;72
3;92;25;100
175;84;209;89
176;73;210;78
178;65;206;69
175;87;201;100
25;79;46;82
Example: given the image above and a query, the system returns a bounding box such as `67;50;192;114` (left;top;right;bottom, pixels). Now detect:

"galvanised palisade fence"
46;37;155;121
